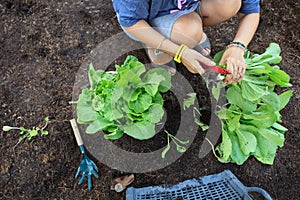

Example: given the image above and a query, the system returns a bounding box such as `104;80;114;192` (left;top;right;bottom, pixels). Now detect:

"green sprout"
161;130;189;158
3;117;50;145
182;93;209;131
193;107;209;131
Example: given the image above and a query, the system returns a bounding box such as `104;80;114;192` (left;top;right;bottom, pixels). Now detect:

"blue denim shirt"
113;0;260;27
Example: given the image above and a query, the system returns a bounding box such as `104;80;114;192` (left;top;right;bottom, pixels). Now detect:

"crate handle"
245;186;273;200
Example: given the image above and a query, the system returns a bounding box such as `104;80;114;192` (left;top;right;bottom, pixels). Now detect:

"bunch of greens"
76;55;171;140
211;43;293;165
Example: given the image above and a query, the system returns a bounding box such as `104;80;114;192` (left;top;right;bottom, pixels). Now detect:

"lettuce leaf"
76;55;171;140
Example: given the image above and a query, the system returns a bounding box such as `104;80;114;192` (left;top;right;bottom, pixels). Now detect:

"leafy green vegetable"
242;104;278;128
103;129;124;140
182;93;209;131
183;93;197;110
211;81;224;101
235;124;257;155
2;117;50;147
246;43;282;66
227;130;249;165
123;121;156;140
215;127;232;163
161;130;189;158
278;90;293;110
240;80;268;102
161;139;171;159
193;107;209;131
226;85;257;112
252;127;284;164
212;43;293;165
76;55;172;140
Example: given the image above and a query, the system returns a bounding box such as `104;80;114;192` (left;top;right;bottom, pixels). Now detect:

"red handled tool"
206;65;231;75
202;64;232;75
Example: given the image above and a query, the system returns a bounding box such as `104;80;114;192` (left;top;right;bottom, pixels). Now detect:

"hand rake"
70;119;99;190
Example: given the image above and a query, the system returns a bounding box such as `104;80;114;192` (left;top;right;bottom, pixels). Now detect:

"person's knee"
217;0;241;19
171;12;203;47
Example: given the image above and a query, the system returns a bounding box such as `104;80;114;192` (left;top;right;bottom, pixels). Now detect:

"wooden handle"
70;119;83;146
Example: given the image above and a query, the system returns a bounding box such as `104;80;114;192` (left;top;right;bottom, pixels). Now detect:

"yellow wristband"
174;44;188;63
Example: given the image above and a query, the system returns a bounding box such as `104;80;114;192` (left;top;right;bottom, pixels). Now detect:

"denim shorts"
118;2;201;41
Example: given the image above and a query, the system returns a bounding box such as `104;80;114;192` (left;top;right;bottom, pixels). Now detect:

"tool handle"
70;119;84;146
200;62;231;75
206;65;232;75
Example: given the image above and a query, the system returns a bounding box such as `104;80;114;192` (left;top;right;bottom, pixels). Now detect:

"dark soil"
0;0;299;199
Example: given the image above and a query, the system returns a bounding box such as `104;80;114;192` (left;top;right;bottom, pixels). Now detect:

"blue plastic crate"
126;170;272;200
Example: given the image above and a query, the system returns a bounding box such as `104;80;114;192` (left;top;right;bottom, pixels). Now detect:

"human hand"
181;48;216;74
220;46;246;84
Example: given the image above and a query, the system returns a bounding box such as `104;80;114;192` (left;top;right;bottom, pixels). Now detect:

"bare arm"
221;12;260;84
124;20;179;57
124;20;215;74
234;13;260;46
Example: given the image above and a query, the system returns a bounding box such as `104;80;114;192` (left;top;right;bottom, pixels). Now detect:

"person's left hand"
220;46;246;84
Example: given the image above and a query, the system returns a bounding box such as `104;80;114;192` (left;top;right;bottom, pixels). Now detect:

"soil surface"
0;0;299;200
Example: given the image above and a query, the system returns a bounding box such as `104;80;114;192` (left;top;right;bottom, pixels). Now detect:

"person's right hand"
181;48;216;74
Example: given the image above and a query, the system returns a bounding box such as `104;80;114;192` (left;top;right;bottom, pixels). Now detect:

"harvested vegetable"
212;43;293;165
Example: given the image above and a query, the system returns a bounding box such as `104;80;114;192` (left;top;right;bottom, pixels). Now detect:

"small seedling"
193;107;209;131
183;93;197;110
3;117;50;146
161;130;189;158
183;93;209;131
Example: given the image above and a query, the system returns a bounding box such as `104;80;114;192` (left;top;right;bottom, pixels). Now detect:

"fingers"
185;60;205;74
224;57;246;84
194;61;206;74
238;62;246;82
224;60;234;84
220;46;247;84
198;56;216;74
182;49;214;75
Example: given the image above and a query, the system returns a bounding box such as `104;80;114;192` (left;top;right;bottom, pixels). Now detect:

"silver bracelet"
226;41;247;53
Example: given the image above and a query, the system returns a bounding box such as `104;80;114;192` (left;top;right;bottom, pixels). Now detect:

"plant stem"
69;101;78;104
41;121;48;131
8;127;21;130
164;130;187;145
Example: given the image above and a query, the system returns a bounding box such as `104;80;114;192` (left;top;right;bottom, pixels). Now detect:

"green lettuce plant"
76;55;171;140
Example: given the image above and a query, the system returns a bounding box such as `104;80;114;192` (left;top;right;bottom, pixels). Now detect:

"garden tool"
110;174;135;192
200;53;231;84
200;61;230;91
70;119;99;190
197;60;228;159
202;64;231;75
